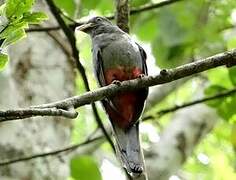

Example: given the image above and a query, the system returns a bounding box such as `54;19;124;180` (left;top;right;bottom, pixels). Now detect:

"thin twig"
46;31;72;57
129;0;183;15
26;26;62;32
0;135;103;166
58;8;77;24
27;0;183;32
142;86;236;121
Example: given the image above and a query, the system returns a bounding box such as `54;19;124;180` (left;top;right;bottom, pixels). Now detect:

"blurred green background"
1;0;236;179
69;0;236;179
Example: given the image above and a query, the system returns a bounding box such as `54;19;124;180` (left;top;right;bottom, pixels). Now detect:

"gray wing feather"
94;48;106;86
136;42;148;75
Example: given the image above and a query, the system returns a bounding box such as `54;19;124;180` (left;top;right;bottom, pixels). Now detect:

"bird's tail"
112;121;145;177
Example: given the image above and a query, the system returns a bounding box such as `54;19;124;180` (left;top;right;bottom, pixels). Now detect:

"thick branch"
27;0;182;32
0;108;77;122
34;49;236;109
0;49;235;120
115;0;130;33
1;84;236;166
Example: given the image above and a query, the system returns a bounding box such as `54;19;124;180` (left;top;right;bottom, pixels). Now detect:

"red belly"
104;66;143;129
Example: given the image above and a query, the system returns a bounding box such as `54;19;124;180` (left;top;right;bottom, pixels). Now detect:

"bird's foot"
112;80;121;86
137;74;145;78
129;162;143;174
160;69;168;76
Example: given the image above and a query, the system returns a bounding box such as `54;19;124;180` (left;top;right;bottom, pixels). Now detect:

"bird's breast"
100;36;142;70
104;66;142;84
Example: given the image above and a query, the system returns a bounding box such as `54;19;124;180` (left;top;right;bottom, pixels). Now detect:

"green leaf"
0;4;6;16
6;0;35;20
2;28;26;47
204;85;236;121
228;66;236;86
0;52;8;70
217;96;236;120
23;12;48;24
207;67;233;88
0;21;28;39
204;85;227;107
70;155;102;180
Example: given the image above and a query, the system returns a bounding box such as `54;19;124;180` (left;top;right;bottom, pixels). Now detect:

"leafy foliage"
1;0;235;179
0;0;47;70
0;51;8;70
74;0;236;178
70;155;102;180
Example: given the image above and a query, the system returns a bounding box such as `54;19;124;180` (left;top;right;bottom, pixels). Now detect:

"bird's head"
76;16;120;37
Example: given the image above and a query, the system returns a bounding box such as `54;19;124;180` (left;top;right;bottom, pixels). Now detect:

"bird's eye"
96;17;102;22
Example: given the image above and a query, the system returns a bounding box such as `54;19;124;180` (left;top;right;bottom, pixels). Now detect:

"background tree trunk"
0;2;75;179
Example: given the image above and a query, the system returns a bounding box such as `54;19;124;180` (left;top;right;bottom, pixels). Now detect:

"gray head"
76;16;121;37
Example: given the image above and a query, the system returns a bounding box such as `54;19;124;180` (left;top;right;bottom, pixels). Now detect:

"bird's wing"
94;48;106;87
94;47;120;112
136;42;148;75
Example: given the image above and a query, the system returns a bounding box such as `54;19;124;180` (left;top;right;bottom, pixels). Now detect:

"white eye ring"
96;17;102;22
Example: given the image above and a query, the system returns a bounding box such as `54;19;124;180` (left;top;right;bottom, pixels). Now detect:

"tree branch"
128;0;183;15
26;0;182;32
33;49;236;109
0;135;103;166
143;86;236;121
1;82;236;166
0;108;77;122
115;0;130;33
44;0;116;154
0;49;235;121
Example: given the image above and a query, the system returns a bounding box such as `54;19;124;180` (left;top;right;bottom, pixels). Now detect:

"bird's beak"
75;22;95;32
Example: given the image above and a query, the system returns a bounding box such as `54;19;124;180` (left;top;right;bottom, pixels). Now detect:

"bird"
76;16;148;177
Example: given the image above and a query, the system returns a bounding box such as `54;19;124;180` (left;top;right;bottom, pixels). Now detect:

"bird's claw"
112;80;121;86
138;74;145;78
129;162;143;174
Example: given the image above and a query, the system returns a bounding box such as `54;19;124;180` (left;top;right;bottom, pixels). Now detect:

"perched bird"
76;16;148;177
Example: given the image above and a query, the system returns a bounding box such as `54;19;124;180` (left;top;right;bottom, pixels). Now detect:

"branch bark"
115;0;130;33
1;84;235;167
34;49;236;109
0;108;78;122
0;49;235;121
